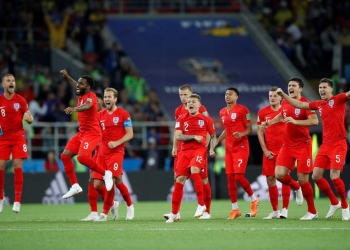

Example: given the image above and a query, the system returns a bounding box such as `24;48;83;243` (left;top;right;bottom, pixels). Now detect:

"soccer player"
268;77;319;220
0;74;34;213
276;78;350;220
168;84;212;219
92;87;134;221
59;70;113;199
217;87;259;219
257;87;291;219
166;94;217;223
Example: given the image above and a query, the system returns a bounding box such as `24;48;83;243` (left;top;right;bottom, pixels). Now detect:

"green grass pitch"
0;199;349;250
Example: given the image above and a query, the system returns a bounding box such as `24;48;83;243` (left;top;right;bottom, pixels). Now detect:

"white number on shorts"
184;122;189;131
335;155;340;163
196;156;202;163
238;159;243;167
114;163;119;171
23;144;27;152
84;142;89;149
0;109;5;117
307;159;311;167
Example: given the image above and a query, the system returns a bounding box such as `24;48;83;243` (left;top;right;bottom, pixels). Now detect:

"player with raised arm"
268;77;319;220
257;87;291;219
59;70;113;199
217;87;259;219
276;78;349;220
92;88;134;221
0;74;34;213
166;94;217;223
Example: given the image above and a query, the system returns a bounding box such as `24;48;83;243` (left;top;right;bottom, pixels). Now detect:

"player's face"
179;89;192;105
287;81;302;99
319;82;333;100
225;90;238;104
97;97;104;111
76;78;90;96
269;91;282;106
187;97;200;115
2;75;16;94
104;90;117;111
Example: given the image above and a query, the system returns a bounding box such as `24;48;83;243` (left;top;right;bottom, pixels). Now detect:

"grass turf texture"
0;199;348;250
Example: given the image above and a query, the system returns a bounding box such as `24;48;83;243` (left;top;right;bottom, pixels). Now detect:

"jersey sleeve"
20;97;29;114
175;117;183;131
199;105;209;117
257;109;263;125
242;106;252;125
123;110;133;128
308;100;320;110
206;117;215;135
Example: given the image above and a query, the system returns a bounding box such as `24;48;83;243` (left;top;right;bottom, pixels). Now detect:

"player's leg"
11;138;28;213
199;177;211;219
280;183;291;219
76;135;113;191
0;139;11;213
81;171;99;221
166;174;186;223
225;150;240;220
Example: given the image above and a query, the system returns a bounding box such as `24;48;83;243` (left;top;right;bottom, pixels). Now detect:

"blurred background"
1;0;350;203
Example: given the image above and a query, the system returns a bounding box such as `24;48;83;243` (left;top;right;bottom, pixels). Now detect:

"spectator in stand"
140;137;165;170
29;96;48;122
104;42;126;90
274;1;293;27
66;30;83;60
118;88;134;113
44;150;60;172
3;41;17;74
44;8;71;49
17;82;35;104
124;69;147;103
146;101;164;122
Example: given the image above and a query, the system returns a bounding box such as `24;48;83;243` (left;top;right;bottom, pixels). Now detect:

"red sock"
315;177;339;205
0;169;4;199
300;182;317;214
235;174;253;197
278;175;300;190
203;182;211;213
172;182;183;214
281;184;291;209
227;173;237;203
102;187;115;215
77;155;105;176
88;182;98;212
61;154;78;185
192;173;204;206
116;182;132;206
95;186;106;201
332;178;348;209
268;185;279;211
14;168;23;203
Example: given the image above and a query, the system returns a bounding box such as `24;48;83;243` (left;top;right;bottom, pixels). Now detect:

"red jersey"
281;97;314;148
0;93;29;139
257;105;284;151
175;104;209;151
309;93;347;144
175;112;215;151
220;104;251;150
98;107;132;156
77;92;101;135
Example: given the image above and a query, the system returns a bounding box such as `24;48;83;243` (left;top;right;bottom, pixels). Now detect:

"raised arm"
60;69;78;87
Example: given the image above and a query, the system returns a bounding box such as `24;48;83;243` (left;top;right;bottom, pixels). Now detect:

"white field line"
0;228;349;231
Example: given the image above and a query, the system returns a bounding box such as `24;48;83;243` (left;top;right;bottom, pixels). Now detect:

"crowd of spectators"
0;0;172;169
247;0;350;83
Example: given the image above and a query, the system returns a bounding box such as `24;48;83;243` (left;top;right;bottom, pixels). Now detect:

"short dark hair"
95;92;103;99
319;78;333;88
270;86;278;91
226;87;239;96
289;77;304;88
189;93;201;102
81;75;94;88
179;84;193;92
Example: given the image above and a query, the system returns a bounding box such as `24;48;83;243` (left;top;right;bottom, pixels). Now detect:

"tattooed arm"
209;133;217;158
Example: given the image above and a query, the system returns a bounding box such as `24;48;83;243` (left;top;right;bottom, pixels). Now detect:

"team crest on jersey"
231;113;237;121
198;120;204;128
14;103;19;111
113;117;119;124
295;109;300;116
329;99;334;107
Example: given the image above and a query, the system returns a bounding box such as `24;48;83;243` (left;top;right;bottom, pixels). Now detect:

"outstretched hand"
276;88;284;96
60;69;69;78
